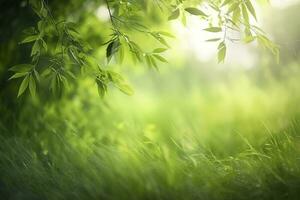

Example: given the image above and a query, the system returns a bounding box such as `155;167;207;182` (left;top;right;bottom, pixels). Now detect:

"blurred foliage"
1;1;300;200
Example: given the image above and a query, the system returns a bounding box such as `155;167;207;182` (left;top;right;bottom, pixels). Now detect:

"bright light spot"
172;17;257;68
95;5;110;21
172;18;217;62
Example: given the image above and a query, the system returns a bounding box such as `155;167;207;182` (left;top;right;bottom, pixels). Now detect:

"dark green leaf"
106;39;120;63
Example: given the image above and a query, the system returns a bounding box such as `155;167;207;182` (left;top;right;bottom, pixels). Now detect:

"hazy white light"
172;17;257;68
271;0;300;8
95;5;110;21
172;18;216;62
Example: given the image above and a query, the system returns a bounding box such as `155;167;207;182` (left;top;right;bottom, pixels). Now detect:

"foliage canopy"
9;0;278;98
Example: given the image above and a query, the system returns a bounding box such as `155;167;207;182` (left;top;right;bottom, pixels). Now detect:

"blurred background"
0;0;300;199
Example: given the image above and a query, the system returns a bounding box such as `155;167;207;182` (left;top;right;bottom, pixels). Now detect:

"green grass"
1;64;300;200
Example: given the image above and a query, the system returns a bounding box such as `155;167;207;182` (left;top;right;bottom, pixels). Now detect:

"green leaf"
157;32;175;38
232;6;241;25
153;54;168;63
17;75;29;97
218;41;225;50
97;81;106;98
145;55;152;68
33;69;40;82
106;39;120;63
153;48;168;53
31;40;41;56
50;75;58;94
41;7;48;17
241;3;249;25
9;72;28;80
107;70;134;96
228;2;239;14
9;64;34;72
184;7;207;16
222;0;232;6
116;83;134;95
244;35;255;43
204;27;222;32
206;38;221;42
41;68;52;77
29;75;36;97
168;9;180;20
218;42;227;63
245;0;257;21
118;44;125;64
37;20;44;32
40;38;47;51
181;12;187;26
150;56;159;70
153;35;170;48
19;35;38;44
66;70;76;79
22;27;36;35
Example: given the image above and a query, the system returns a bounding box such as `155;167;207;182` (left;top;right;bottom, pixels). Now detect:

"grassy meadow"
1;61;300;199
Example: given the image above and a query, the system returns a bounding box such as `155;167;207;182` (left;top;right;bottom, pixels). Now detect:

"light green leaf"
228;2;239;14
157;32;175;38
29;75;36;97
232;6;241;25
40;38;47;51
9;72;28;80
145;55;152;68
218;42;227;63
33;69;40;82
204;27;222;32
245;0;257;21
222;0;232;6
150;56;158;70
116;83;134;95
31;40;41;56
153;54;168;63
181;12;187;26
241;3;249;25
168;9;180;20
184;7;207;16
41;68;52;77
17;75;29;97
206;38;221;42
9;64;34;72
153;48;168;53
19;35;38;44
